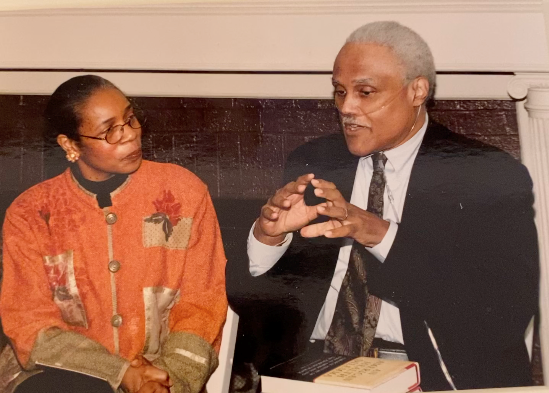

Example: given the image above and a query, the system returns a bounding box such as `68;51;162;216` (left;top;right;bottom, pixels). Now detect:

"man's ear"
411;77;429;106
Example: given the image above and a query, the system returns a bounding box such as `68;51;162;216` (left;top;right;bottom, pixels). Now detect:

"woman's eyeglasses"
78;114;143;144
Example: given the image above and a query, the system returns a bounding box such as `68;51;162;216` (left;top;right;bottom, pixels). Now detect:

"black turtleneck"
71;165;129;208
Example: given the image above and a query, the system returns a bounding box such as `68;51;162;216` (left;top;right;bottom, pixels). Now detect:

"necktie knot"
372;152;387;172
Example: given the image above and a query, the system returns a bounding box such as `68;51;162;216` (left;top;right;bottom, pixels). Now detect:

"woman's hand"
137;381;171;393
121;355;172;393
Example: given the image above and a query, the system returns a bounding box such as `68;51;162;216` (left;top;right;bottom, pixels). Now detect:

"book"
261;349;420;393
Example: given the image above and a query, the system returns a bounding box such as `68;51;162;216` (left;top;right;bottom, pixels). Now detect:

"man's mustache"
340;116;365;127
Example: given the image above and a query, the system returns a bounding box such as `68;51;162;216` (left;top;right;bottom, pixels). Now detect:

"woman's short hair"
44;75;118;144
346;21;436;99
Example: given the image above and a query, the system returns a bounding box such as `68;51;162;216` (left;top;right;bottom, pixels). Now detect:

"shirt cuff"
367;220;398;263
247;222;293;276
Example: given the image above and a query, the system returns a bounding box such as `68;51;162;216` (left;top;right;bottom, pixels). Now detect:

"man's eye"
334;90;346;97
360;90;373;97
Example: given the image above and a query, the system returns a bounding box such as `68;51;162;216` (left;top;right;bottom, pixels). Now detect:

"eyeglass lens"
106;116;141;144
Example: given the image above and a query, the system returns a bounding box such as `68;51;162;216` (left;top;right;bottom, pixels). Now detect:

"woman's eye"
99;127;112;136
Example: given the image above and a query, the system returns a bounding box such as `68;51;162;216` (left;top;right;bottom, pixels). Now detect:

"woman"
0;75;227;393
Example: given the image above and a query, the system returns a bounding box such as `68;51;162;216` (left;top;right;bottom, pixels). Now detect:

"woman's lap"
15;367;113;393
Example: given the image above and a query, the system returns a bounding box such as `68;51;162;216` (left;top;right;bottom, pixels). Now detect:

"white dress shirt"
248;115;429;344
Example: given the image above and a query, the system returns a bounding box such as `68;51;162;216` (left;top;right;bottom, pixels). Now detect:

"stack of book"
261;349;420;393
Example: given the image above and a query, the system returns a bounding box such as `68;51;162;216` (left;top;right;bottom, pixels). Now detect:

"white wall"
1;1;548;74
1;1;548;99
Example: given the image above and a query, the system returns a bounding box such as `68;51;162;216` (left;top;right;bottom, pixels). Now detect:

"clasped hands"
122;354;172;393
254;174;389;247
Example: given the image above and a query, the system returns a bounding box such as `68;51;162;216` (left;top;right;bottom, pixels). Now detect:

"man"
228;21;539;391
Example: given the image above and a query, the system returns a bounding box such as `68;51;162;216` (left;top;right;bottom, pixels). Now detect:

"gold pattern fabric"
151;331;219;393
42;250;88;328
325;152;387;356
143;217;193;249
142;287;181;355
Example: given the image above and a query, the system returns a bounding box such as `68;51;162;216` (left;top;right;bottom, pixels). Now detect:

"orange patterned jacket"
0;160;227;393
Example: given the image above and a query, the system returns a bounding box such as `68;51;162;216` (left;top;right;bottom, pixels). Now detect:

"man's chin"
344;137;375;157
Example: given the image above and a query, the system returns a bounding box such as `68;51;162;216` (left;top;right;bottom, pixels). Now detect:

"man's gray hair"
347;21;436;99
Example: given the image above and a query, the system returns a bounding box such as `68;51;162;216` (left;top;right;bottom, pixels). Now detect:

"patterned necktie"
325;152;388;356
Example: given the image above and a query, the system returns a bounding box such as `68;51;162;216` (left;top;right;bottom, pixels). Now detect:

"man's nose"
338;94;359;116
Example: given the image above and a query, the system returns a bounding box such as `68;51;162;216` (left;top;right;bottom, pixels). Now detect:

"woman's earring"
66;151;79;162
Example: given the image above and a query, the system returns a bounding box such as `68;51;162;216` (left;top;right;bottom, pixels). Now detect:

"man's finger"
325;224;353;239
317;205;348;221
273;173;314;203
311;178;336;190
270;191;293;208
300;221;336;238
280;173;315;197
271;182;305;207
314;187;345;204
260;205;279;221
295;173;315;186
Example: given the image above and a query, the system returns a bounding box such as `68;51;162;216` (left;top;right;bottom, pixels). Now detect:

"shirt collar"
361;112;429;174
70;164;130;208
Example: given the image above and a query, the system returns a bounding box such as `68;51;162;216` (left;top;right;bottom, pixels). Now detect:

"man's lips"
343;123;366;133
124;149;142;161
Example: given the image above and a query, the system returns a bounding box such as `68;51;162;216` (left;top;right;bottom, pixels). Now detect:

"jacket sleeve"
152;188;227;393
226;140;349;370
0;205;130;390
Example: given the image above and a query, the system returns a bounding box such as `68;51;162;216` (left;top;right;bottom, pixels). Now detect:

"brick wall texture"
0;97;521;215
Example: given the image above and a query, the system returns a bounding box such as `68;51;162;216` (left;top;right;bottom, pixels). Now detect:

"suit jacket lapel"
401;120;451;223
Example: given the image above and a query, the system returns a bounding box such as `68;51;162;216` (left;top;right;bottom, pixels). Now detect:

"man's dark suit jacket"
227;120;539;391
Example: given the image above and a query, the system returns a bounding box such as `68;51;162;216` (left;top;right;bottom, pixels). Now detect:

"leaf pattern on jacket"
146;190;182;241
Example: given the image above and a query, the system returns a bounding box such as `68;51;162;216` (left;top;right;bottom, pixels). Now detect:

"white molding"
0;0;542;16
2;62;548;74
0;71;514;100
508;73;549;99
508;74;549;386
1;8;547;73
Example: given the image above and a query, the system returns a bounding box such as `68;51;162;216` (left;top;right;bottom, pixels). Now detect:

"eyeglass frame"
78;114;143;144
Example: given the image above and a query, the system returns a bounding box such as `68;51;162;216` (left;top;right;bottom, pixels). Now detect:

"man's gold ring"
342;208;348;221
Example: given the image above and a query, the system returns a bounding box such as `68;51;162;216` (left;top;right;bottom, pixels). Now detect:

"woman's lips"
124;149;142;161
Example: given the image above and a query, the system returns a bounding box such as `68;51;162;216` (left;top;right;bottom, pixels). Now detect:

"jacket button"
111;314;123;327
108;260;121;273
105;213;117;225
